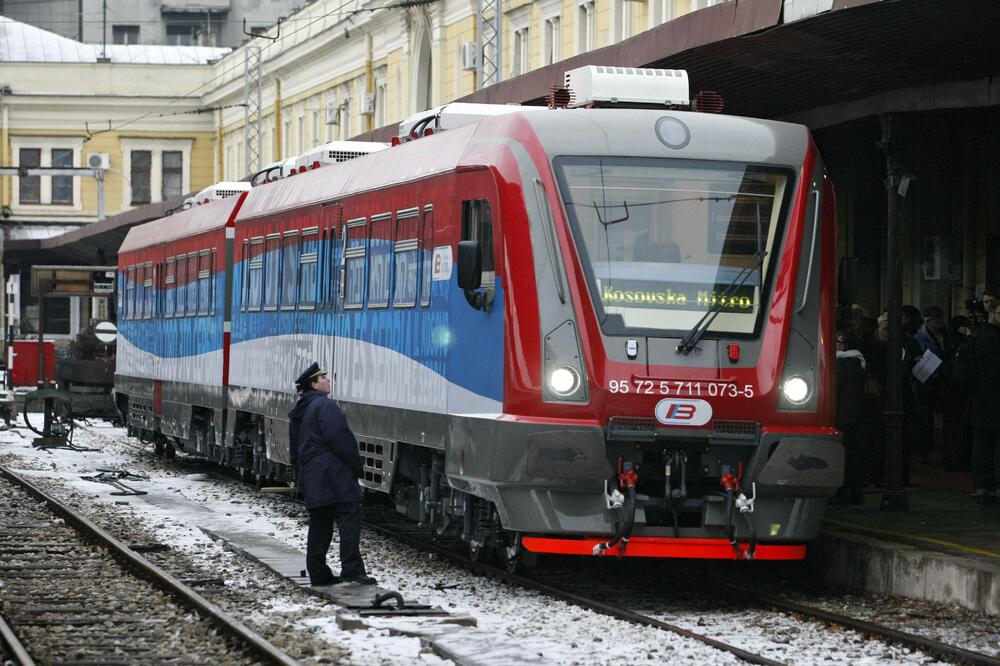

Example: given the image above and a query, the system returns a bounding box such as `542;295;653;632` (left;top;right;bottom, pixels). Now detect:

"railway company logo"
654;398;713;426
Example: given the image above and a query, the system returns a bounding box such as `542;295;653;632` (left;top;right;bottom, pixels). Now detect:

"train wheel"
497;531;523;574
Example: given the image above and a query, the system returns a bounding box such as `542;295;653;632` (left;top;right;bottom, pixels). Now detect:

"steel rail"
362;520;783;666
724;586;1000;666
0;610;36;666
0;465;299;666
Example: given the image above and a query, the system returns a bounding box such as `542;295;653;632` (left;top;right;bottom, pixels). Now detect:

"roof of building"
0;15;230;64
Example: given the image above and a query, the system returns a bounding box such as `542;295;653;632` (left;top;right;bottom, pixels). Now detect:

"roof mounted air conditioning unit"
289;141;388;172
86;153;110;170
191;181;251;204
564;65;690;108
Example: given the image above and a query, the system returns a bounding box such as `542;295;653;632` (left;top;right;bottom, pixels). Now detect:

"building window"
162;151;183;200
376;81;387;127
113;25;139;44
297;114;305;153
393;210;419;307
43;296;72;335
617;0;634;41
311;110;320;145
544;17;561;65
511;28;529;77
51;148;73;204
131;150;152;204
283;120;291;158
166;24;194;46
339;99;351;141
18;148;40;204
578;1;595;53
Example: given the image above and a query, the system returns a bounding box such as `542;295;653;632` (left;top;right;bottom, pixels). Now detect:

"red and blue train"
116;68;842;566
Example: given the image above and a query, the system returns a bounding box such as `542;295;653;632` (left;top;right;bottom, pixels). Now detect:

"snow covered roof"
0;15;230;64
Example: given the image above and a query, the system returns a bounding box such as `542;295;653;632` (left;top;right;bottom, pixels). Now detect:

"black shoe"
310;575;341;586
339;575;377;585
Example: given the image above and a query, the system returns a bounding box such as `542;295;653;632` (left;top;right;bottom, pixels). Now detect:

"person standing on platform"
288;362;376;585
967;301;1000;503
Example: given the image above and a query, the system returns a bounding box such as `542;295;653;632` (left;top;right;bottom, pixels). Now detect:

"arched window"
413;20;433;111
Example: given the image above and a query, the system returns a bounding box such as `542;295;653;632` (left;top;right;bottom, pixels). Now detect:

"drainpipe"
273;79;282;159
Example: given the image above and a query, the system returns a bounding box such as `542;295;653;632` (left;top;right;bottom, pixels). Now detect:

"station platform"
810;462;1000;615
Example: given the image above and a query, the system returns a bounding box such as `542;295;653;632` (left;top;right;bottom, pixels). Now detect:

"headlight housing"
782;376;810;404
548;366;580;396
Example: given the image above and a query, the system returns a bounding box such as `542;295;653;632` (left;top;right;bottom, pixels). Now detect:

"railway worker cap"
294;362;326;391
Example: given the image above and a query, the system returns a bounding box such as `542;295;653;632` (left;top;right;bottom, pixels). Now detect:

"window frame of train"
143;261;154;319
461;199;496;288
185;251;198;316
263;233;281;311
164;257;176;317
247;236;264;312
281;230;299;310
342;217;368;310
368;212;392;309
421;205;434;307
299;227;319;309
127;266;137;319
393;207;420;308
197;249;213;316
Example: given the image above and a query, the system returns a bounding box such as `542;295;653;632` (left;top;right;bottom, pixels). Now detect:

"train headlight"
782;376;810;404
548;366;580;396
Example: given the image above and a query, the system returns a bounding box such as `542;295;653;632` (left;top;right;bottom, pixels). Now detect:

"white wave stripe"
229;333;502;416
117;335;222;385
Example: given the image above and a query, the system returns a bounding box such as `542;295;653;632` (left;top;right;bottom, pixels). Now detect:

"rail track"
360;505;1000;666
0;464;299;666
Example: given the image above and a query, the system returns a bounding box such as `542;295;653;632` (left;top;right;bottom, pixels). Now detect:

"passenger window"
144;262;154;319
247;238;264;311
263;235;280;309
461;199;495;286
186;253;198;316
343;219;367;308
165;258;176;317
198;251;212;315
393;209;419;307
421;207;433;307
174;256;186;316
368;213;392;308
134;266;143;320
299;231;319;307
281;232;299;308
239;241;248;311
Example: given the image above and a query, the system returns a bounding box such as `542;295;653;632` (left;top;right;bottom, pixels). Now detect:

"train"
115;66;842;567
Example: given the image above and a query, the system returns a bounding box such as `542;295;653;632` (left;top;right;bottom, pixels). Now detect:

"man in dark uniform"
969;301;1000;503
289;362;376;585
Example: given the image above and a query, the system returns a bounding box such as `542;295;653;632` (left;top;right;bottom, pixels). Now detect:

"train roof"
119;192;244;256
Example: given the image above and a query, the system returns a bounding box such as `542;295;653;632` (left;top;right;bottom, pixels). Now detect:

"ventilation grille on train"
359;440;385;486
326;150;368;162
712;420;759;438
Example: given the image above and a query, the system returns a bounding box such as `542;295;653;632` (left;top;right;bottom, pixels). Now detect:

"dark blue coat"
288;390;363;509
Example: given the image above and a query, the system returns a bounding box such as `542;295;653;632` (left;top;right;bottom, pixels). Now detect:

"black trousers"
972;428;1000;491
306;501;366;583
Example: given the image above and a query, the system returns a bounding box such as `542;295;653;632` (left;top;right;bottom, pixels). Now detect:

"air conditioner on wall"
460;42;478;71
360;91;376;116
86;153;110;170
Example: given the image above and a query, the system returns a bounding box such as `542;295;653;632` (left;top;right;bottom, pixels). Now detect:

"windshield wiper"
675;250;767;355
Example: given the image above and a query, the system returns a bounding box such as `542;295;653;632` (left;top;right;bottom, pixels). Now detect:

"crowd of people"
834;291;1000;505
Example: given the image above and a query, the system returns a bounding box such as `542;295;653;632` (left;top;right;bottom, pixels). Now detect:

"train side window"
210;250;217;315
281;232;299;309
368;213;392;308
144;262;154;319
263;234;280;310
420;206;433;307
174;256;186;316
247;237;264;311
186;253;198;316
461;200;495;284
198;250;212;316
343;218;367;309
299;230;319;308
329;225;339;309
132;266;142;320
393;208;420;307
164;258;176;317
317;229;327;309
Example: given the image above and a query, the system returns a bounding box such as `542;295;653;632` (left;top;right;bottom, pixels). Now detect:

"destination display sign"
598;280;756;313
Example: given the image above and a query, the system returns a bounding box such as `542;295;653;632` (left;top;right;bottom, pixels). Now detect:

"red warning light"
727;344;740;363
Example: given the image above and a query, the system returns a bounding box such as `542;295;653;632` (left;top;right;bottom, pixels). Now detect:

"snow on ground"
0;418;968;665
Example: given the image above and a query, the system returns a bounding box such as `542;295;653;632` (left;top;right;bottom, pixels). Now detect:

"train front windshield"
554;157;794;337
